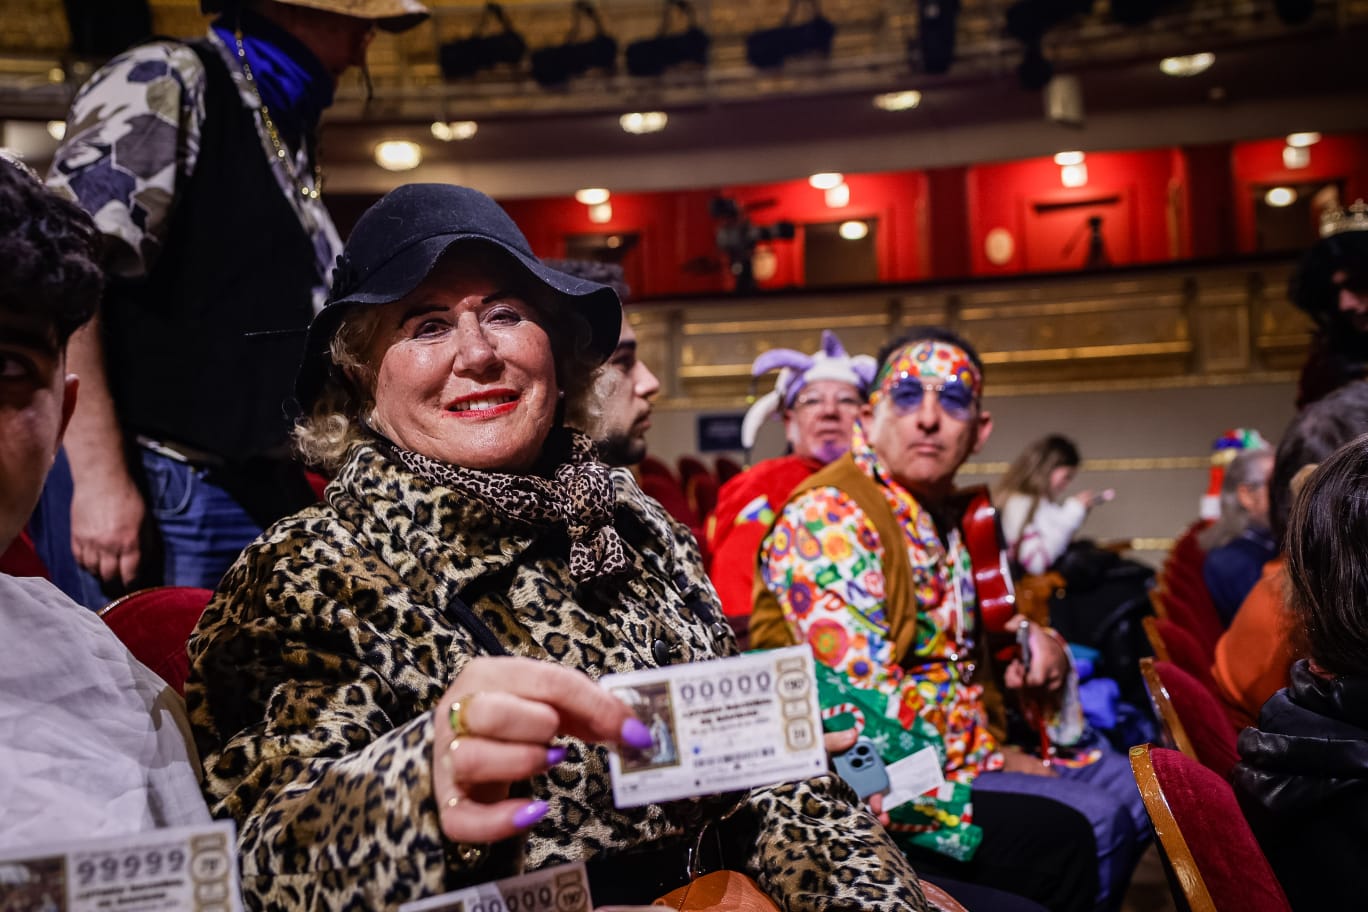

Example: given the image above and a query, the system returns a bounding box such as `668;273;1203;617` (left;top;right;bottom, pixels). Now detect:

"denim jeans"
29;448;107;610
140;448;264;590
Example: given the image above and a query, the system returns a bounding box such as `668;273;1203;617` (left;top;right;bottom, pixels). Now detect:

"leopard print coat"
186;443;930;912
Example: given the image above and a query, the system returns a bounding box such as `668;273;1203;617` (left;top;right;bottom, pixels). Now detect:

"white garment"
0;574;209;849
999;493;1087;576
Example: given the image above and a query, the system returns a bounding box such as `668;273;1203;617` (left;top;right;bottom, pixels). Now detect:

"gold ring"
448;693;479;738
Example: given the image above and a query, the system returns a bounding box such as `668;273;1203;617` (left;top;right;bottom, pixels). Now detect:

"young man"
753;327;1147;912
47;0;427;591
706;331;875;628
0;158;207;847
551;261;662;468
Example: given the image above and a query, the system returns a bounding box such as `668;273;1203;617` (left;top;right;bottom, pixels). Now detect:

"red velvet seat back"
1158;585;1223;660
1154;660;1240;777
0;531;49;579
1156;618;1218;693
687;473;719;523
1131;744;1291;912
677;456;712;488
715;456;743;484
638;455;677;485
640;474;697;527
99;587;214;696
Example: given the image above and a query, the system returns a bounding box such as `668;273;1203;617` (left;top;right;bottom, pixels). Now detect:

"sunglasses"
883;375;978;420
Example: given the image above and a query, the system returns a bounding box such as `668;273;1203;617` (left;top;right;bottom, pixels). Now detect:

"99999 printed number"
679;669;771;704
75;848;186;885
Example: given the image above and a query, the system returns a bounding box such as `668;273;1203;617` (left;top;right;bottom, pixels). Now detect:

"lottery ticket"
601;645;827;808
0;820;241;912
398;861;591;912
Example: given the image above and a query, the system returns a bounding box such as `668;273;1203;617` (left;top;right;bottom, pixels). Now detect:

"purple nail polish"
546;746;568;765
512;800;549;829
621;717;654;750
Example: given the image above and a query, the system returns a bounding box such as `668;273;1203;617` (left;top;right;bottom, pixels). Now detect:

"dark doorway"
803;219;879;287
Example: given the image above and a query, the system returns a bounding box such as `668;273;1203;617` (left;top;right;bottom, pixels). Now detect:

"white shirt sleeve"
0;575;209;851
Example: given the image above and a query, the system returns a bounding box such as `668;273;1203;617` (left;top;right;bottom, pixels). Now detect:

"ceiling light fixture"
374;140;421;171
1159;52;1214;77
1053;150;1085;166
839;220;869;241
1286;132;1321;148
809;172;844;190
874;90;922;112
46;120;66;141
1265;187;1297;208
575;188;610;206
620;111;668;134
1060;163;1088;188
431;120;478;141
1283;145;1311;169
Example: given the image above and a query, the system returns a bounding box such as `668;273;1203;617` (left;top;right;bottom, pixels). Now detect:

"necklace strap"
233;28;323;201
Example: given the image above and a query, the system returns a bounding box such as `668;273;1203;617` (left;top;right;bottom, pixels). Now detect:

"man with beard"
553;261;661;467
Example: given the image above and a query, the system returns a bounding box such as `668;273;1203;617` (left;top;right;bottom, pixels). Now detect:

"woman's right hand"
1072;488;1115;511
431;657;654;845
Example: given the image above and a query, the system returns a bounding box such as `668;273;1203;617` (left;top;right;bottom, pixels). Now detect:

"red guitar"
954;486;1054;760
955;486;1018;637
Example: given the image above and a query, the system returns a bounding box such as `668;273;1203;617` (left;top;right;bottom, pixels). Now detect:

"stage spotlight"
439;3;527;80
914;0;959;74
1018;40;1053;91
530;1;618;87
1274;0;1314;25
745;7;836;69
626;0;709;77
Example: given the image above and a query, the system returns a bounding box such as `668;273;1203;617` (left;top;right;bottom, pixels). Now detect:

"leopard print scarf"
380;428;629;583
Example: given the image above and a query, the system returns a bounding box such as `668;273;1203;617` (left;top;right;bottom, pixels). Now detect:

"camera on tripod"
709;197;796;293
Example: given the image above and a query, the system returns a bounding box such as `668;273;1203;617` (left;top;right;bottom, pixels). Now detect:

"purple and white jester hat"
740;330;877;448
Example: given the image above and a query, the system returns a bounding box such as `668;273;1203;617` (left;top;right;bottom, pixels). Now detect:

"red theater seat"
99;586;213;696
1141;658;1239;777
1130;744;1291;912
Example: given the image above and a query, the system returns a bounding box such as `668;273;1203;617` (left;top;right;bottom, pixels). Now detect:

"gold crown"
1321;199;1368;238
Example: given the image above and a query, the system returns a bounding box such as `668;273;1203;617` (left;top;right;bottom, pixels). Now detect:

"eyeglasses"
791;394;864;413
883;376;978;420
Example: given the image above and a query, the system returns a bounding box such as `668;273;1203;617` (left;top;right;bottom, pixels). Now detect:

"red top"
704;455;823;618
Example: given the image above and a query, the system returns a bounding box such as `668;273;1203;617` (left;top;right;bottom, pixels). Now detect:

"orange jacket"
1211;557;1299;729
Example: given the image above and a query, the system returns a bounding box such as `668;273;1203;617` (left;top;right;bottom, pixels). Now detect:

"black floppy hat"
295;183;622;411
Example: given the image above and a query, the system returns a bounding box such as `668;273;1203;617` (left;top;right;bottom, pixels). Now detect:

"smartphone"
1017;620;1033;671
831;736;890;799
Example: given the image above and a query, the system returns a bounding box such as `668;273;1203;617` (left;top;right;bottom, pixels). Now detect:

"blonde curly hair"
293;273;602;473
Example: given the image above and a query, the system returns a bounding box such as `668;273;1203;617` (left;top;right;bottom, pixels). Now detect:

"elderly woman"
185;184;929;912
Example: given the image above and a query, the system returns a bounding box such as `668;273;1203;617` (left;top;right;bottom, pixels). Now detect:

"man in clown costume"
705;331;875;635
752;326;1148;912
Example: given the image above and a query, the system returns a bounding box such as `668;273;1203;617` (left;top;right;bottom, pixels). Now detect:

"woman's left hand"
824;728;892;826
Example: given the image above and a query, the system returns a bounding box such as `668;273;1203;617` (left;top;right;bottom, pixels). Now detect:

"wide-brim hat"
295;183;622;411
201;0;429;33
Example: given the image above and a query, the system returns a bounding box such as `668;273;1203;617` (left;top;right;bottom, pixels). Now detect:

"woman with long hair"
993;435;1112;576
